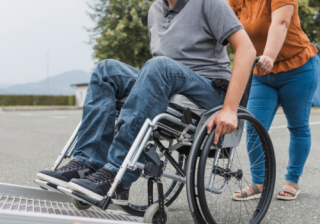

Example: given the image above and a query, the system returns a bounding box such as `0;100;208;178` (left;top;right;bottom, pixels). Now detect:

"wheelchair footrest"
35;179;114;211
34;179;63;194
57;186;113;210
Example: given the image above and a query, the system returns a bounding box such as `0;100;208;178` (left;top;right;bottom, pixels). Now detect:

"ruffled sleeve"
227;0;237;14
271;0;295;12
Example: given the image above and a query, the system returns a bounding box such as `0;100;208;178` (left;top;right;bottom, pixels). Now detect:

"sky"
0;0;95;86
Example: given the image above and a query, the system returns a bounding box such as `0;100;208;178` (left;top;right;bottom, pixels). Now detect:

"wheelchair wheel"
143;203;170;224
72;198;92;210
120;149;186;217
187;111;276;224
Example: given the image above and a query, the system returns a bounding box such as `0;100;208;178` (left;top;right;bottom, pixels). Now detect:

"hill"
0;70;90;95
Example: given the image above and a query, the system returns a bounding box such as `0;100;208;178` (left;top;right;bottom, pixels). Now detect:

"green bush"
0;95;76;106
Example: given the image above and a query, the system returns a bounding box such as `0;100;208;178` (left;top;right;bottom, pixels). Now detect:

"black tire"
143;204;170;224
120;151;187;217
72;198;92;210
197;113;275;224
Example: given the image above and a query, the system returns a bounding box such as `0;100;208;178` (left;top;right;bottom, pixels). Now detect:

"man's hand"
256;55;274;73
206;108;238;145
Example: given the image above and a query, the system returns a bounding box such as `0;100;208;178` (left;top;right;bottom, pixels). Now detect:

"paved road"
0;109;319;223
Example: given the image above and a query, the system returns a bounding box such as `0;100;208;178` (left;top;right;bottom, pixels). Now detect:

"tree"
88;0;155;68
298;0;320;46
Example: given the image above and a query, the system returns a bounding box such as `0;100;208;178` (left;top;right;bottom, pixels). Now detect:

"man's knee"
145;56;174;68
142;56;176;79
97;59;121;71
90;59;124;82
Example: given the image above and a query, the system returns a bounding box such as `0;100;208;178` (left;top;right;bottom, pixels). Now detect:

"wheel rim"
197;113;276;224
152;210;167;224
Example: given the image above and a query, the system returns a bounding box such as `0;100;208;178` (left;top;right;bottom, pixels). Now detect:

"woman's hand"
256;55;274;73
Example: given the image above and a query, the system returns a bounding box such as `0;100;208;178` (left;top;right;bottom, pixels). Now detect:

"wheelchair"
35;57;276;224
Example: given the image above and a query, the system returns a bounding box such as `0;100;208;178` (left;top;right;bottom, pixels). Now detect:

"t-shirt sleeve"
204;0;244;46
271;0;295;12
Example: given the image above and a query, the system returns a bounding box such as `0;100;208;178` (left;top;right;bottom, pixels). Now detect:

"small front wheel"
143;203;170;224
72;198;91;210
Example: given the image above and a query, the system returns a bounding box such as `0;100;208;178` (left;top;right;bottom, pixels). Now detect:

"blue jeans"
247;55;319;184
73;56;225;188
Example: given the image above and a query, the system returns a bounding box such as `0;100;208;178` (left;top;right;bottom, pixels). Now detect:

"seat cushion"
115;94;207;122
169;94;207;117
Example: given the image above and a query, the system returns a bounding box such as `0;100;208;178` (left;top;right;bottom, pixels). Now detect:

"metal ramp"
0;183;144;224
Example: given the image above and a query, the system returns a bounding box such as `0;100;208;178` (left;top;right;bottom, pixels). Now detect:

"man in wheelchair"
36;0;256;206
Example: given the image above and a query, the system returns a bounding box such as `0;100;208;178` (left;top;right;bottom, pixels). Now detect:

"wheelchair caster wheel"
143;204;169;224
72;198;91;210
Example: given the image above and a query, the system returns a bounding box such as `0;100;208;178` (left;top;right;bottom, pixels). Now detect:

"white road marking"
270;125;287;130
275;114;286;117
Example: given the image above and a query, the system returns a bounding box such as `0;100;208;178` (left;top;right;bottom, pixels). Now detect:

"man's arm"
207;29;256;144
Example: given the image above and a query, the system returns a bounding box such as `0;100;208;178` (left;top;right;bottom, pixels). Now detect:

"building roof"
70;83;89;87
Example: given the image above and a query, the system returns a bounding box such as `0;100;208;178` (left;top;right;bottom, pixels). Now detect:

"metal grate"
0;194;140;222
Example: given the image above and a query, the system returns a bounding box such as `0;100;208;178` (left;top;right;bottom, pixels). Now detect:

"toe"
234;193;241;198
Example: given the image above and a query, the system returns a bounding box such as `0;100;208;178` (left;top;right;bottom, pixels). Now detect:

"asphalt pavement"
0;109;320;224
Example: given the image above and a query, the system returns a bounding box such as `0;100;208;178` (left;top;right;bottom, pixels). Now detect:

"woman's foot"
277;180;300;200
233;183;263;201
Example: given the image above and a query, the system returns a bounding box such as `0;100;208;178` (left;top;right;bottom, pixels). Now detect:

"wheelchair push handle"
239;56;260;108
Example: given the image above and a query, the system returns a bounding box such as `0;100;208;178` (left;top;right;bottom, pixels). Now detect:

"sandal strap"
280;188;298;197
284;180;299;191
235;184;261;198
249;184;262;194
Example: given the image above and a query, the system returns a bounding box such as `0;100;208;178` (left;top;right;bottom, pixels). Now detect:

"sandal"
233;183;262;201
277;180;300;201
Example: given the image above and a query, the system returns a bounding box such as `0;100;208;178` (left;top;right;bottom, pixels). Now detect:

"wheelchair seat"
168;94;207;117
116;94;207;126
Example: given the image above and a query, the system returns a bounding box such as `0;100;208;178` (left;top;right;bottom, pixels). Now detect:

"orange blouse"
228;0;318;76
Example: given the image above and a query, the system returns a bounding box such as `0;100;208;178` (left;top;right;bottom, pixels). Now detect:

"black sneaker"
36;159;94;188
68;167;129;205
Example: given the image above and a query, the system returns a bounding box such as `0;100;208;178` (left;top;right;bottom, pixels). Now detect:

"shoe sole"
36;173;69;188
232;193;261;201
68;182;128;206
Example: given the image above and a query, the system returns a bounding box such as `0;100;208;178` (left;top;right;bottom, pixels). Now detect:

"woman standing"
228;0;319;200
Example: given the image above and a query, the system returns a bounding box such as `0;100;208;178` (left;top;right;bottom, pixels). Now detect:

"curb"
0;106;82;111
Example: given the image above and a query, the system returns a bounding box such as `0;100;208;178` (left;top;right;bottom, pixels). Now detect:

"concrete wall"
75;85;88;107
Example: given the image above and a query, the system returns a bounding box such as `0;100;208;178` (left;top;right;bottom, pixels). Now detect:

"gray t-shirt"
148;0;244;81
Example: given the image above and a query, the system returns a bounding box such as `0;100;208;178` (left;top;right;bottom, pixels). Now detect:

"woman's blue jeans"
248;55;319;184
73;56;225;188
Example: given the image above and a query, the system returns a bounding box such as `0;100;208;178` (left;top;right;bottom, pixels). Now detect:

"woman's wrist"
262;53;276;63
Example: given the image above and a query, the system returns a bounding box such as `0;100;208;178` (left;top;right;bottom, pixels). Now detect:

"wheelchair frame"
38;57;275;224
